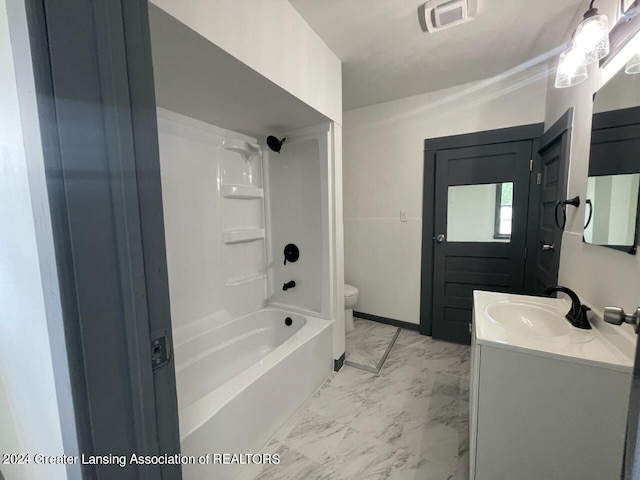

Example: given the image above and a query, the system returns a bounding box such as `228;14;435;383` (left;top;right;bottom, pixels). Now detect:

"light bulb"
573;13;610;65
555;48;588;88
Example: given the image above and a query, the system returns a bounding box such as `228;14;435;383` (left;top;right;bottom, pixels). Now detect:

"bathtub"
174;308;333;480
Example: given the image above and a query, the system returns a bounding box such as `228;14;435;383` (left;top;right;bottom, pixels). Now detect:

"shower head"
266;136;286;153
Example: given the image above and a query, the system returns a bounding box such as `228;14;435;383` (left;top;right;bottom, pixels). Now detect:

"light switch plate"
400;210;408;222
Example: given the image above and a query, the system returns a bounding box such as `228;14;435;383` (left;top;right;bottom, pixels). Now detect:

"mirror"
585;174;639;246
586;65;640;254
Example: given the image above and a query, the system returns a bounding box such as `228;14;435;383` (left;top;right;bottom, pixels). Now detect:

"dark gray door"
25;0;182;478
525;109;573;295
432;141;532;344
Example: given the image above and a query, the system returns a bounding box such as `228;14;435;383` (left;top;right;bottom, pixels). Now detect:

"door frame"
420;124;544;336
22;0;181;478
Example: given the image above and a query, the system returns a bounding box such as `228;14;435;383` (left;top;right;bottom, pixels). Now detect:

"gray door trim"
24;0;181;478
423;124;544;151
121;0;182;466
524;136;543;293
592;105;640;130
540;107;574;151
420;123;544;336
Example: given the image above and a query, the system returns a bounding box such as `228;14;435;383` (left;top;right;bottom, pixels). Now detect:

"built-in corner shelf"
225;273;266;287
223;228;265;245
223;144;260;158
221;185;264;199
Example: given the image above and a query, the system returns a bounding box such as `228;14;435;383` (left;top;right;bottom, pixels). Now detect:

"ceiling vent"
422;0;477;32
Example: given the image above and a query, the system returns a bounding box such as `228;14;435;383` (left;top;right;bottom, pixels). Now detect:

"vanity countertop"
473;291;634;373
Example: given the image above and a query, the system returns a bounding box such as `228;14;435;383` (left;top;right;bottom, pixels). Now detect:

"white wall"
150;0;342;125
0;1;69;478
593;64;640;113
343;67;548;324
158;109;267;344
546;55;640;342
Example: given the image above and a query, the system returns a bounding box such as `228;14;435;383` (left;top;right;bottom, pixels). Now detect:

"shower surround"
157;109;335;480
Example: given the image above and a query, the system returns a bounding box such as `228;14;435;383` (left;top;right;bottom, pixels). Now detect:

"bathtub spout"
283;280;296;291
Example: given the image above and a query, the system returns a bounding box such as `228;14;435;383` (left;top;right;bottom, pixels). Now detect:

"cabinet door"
473;346;628;480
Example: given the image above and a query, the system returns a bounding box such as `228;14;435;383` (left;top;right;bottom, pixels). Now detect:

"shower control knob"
284;244;300;265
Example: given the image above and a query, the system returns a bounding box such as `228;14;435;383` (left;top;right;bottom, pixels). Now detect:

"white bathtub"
175;308;333;480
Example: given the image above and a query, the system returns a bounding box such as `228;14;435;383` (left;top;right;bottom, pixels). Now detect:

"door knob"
540;243;555;251
603;306;640;333
436;234;446;244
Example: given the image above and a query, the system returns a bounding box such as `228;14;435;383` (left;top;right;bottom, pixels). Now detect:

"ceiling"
149;5;329;139
289;0;592;110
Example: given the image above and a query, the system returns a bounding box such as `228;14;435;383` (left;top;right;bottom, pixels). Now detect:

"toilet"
344;284;359;333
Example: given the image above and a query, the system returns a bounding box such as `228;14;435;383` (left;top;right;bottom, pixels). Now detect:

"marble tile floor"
345;318;401;372
239;329;471;480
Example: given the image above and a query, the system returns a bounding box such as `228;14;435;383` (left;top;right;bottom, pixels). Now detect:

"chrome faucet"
543;285;592;330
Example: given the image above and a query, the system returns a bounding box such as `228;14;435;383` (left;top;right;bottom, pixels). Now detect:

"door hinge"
151;331;171;369
529;159;533;171
524;247;528;259
536;173;542;185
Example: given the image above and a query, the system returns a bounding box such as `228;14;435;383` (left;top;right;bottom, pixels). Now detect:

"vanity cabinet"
470;291;633;480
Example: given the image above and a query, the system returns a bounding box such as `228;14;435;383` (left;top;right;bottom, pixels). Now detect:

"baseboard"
333;352;345;372
353;311;421;332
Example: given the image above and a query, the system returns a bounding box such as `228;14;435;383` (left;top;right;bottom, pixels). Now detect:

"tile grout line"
375;327;401;373
345;327;401;375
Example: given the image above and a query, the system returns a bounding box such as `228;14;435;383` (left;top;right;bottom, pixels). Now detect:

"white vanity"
470;291;634;480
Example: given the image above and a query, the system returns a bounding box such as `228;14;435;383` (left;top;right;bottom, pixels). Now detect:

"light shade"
555;48;588;88
573;12;610;64
626;52;640;74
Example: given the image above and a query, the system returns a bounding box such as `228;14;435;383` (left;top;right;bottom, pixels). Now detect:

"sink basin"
484;301;594;343
474;291;632;370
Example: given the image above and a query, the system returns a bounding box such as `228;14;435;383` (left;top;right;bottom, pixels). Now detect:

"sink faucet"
543;285;591;330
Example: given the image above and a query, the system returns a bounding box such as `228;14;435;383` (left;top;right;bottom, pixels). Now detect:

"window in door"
494;182;513;240
447;182;513;243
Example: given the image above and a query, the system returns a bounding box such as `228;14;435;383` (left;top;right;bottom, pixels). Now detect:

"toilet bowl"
344;284;359;333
